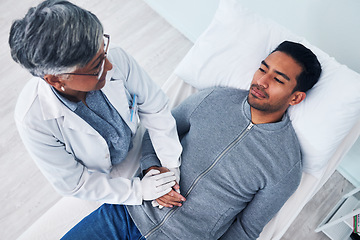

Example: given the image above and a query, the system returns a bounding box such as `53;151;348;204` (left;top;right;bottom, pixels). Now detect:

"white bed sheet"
18;74;360;240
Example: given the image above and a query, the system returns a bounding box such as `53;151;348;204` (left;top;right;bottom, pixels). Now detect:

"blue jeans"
61;204;144;240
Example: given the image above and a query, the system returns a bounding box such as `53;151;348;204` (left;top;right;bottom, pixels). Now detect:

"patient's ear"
289;91;306;106
43;74;62;88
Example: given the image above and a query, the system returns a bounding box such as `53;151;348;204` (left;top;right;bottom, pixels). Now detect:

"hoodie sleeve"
140;88;215;172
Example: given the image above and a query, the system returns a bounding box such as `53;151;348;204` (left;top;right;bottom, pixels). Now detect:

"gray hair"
9;0;104;77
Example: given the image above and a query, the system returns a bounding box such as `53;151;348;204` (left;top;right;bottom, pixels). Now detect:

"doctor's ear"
43;74;63;88
289;91;306;106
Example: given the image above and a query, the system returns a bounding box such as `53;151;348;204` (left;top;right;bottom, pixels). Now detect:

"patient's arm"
140;89;215;207
219;164;301;240
140;131;185;207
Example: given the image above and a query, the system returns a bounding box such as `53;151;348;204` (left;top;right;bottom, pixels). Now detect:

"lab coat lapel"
101;78;138;134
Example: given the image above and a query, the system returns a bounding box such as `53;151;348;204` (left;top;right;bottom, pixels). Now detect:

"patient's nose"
256;74;270;89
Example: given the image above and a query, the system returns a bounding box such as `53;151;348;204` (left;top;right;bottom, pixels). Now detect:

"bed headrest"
174;0;360;178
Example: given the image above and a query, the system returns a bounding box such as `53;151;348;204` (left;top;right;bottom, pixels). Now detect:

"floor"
0;0;355;239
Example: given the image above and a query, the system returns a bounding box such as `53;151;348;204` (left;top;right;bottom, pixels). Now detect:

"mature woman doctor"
9;0;182;205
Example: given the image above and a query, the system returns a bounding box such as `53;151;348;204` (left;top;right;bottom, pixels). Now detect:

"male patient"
62;41;321;240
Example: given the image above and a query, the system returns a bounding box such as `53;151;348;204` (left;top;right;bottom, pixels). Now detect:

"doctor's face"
59;36;113;92
248;51;303;114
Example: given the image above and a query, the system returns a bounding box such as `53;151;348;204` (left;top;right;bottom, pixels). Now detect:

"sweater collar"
50;86;79;111
242;95;290;131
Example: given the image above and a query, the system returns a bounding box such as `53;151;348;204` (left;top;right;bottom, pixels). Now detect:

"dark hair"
272;41;322;93
9;0;103;77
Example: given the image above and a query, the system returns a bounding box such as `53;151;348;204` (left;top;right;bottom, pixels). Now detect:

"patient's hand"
156;185;185;208
145;166;186;208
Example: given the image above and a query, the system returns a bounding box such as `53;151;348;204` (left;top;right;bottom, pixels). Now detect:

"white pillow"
174;0;360;178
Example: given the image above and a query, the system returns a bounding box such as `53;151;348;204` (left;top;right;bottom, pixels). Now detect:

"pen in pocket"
130;94;137;122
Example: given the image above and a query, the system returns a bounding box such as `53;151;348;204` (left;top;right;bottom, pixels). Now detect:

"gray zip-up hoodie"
127;88;302;240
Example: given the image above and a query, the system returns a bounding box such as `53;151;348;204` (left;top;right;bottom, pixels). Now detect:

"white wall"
144;0;360;74
143;0;220;43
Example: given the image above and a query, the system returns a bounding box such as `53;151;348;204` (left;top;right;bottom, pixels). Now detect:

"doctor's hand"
140;169;176;201
145;167;186;208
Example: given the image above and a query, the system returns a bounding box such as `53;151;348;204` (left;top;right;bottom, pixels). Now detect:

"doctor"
9;0;182;205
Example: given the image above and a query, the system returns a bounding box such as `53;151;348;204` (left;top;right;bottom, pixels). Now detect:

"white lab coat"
14;47;182;204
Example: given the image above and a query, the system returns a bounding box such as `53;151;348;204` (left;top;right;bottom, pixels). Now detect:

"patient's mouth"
250;85;268;99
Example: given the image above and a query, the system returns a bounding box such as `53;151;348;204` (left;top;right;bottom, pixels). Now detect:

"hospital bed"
18;0;360;239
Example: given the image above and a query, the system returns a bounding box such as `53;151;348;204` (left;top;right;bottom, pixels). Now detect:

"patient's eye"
259;67;266;73
274;77;284;84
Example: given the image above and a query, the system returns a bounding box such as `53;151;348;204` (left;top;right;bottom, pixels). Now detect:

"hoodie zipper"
144;122;254;238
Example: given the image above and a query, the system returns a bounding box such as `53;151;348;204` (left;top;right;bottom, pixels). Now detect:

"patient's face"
248;51;302;114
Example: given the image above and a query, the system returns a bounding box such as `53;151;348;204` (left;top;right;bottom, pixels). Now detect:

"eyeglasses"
61;34;110;80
